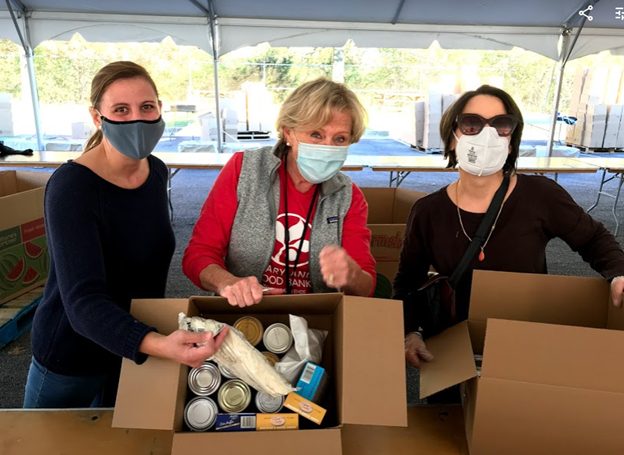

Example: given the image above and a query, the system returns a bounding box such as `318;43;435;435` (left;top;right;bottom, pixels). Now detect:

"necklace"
455;179;506;262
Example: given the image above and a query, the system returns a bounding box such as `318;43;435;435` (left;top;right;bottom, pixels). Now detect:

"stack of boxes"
0;93;14;137
566;67;624;150
400;92;460;151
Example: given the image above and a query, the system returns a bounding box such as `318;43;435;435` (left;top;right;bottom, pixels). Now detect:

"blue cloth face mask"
295;142;349;184
98;112;165;160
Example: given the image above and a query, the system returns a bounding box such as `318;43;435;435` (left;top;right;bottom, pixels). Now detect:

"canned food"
233;316;264;346
218;379;252;413
184;396;218;431
255;391;285;413
262;351;280;367
188;362;221;396
263;323;293;354
218;363;238;379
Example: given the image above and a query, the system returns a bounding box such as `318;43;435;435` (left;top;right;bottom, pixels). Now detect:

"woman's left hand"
611;276;624;307
319;245;359;289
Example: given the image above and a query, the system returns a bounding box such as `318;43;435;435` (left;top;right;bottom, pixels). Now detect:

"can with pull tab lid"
233;316;264;346
184;396;218;431
218;379;252;413
263;323;293;354
255;391;285;413
188;362;221;396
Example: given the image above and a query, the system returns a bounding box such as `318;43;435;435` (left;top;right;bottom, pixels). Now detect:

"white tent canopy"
2;0;624;59
1;0;624;150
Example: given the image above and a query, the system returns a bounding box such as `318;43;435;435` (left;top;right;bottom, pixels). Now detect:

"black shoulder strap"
448;175;510;288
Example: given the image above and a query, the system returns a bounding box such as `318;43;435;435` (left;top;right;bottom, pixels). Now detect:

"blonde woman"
24;61;227;409
183;78;376;306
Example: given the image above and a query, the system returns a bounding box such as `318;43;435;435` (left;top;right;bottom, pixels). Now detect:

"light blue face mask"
98;112;165;160
295;142;349;184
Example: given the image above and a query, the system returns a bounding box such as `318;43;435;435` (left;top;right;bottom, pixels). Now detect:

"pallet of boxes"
566;66;624;151
400;93;459;153
112;293;407;455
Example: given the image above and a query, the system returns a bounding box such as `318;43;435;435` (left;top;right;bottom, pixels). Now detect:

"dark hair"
440;85;524;175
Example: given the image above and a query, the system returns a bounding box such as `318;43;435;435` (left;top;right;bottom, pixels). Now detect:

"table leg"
613;173;624;236
587;168;608;214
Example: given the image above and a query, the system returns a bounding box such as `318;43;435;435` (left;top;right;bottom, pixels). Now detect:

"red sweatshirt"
183;152;376;295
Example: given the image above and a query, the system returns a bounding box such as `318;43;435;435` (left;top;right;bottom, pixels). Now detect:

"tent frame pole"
5;0;44;151
546;0;596;156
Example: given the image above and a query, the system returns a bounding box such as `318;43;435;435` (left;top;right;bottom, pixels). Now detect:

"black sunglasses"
456;113;519;137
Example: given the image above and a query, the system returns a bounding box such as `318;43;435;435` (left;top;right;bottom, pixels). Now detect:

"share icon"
579;5;594;20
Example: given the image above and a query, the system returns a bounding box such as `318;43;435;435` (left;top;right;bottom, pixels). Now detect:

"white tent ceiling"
1;0;624;60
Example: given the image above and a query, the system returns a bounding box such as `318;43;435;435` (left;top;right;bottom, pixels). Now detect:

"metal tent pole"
6;0;44;150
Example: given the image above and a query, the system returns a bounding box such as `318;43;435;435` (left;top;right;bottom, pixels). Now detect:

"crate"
0;286;43;349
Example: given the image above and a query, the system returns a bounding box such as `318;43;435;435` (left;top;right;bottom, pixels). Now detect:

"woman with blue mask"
183;78;376;307
395;85;624;372
24;61;228;409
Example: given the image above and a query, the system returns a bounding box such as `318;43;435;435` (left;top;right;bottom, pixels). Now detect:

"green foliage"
0;34;623;120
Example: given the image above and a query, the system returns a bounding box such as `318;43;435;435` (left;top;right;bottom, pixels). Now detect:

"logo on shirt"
272;213;311;267
327;216;338;224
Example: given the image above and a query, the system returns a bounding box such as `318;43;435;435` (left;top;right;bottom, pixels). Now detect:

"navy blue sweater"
31;155;175;376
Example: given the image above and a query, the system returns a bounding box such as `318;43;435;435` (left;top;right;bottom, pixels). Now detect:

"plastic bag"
178;313;294;397
274;314;328;385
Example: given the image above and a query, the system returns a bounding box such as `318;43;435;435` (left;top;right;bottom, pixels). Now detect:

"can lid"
196;369;214;387
185;398;217;430
188;363;221;396
255;391;284;413
233;316;264;346
219;379;251;412
263;323;293;354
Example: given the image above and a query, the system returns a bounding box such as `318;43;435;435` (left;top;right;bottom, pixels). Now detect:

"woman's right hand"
405;332;434;368
219;276;284;307
141;327;229;368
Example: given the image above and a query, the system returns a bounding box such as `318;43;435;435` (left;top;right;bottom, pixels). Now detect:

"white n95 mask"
454;127;509;177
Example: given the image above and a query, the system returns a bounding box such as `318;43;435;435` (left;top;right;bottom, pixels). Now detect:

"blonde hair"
276;78;367;145
83;61;160;152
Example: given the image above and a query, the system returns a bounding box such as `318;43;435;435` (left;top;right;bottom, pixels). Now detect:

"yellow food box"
255;413;299;431
283;392;326;425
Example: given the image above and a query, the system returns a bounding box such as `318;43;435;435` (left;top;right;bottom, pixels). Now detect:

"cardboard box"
112;293;407;455
361;187;427;298
0;171;50;305
420;270;624;455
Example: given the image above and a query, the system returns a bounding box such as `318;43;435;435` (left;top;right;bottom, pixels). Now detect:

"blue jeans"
23;357;109;408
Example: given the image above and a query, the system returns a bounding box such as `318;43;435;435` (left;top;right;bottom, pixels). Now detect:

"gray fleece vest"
225;145;353;293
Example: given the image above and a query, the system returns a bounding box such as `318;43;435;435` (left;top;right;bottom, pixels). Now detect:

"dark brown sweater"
394;174;624;333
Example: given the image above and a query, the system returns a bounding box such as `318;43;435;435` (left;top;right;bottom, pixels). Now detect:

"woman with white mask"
395;85;624;370
24;62;228;409
183;78;376;306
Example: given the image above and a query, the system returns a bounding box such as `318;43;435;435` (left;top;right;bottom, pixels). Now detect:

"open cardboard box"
113;293;407;455
420;270;624;455
0;170;50;305
360;187;426;298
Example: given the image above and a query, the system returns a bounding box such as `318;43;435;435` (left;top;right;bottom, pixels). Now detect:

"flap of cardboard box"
419;321;477;399
469;270;609;329
191;292;342;315
113;298;192;430
172;428;342;454
482;318;624;394
339;296;408;426
0;171;47;232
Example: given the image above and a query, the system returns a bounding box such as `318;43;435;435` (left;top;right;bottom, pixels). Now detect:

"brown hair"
275;77;367;146
440;85;524;175
83;61;159;152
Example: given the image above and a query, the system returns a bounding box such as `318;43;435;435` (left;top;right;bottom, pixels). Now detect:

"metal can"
218;379;252;413
218;363;238;379
233;316;264;346
262;351;280;367
184;396;218;431
188;362;221;396
255;391;285;413
263;323;293;354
